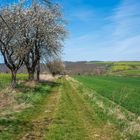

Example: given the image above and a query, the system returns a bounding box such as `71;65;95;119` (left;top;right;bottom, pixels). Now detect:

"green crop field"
87;61;140;76
75;76;140;115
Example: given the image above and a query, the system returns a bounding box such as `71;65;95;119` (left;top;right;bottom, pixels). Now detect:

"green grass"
86;61;140;76
0;73;27;89
46;79;89;140
73;77;140;139
46;78;121;140
114;61;140;65
121;70;140;76
0;74;11;89
0;74;58;140
87;61;140;66
74;76;140;115
111;65;132;71
1;74;139;139
108;62;140;74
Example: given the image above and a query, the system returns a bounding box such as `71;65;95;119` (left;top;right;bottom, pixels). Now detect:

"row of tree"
0;0;66;88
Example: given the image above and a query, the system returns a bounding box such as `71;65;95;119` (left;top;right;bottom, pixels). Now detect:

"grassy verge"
74;75;140;115
0;76;60;140
73;76;140;139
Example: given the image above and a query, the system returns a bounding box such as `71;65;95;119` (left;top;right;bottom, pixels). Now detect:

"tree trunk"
28;70;35;81
11;70;17;88
36;61;40;82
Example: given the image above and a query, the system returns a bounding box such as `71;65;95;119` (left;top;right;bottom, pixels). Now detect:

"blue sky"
0;0;140;62
55;0;140;61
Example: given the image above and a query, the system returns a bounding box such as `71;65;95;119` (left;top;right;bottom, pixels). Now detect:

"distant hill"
0;61;108;75
0;61;140;76
64;61;107;75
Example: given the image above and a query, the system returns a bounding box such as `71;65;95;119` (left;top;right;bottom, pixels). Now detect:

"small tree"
47;59;65;76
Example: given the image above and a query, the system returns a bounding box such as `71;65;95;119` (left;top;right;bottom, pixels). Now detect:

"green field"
87;61;140;76
109;62;140;76
0;74;11;89
88;61;140;66
75;76;140;115
0;73;27;89
0;74;140;139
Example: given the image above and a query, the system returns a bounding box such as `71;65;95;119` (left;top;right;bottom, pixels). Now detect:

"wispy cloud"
94;0;140;58
52;0;140;61
110;0;140;39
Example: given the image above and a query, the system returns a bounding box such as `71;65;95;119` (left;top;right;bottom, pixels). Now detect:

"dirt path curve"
20;83;60;140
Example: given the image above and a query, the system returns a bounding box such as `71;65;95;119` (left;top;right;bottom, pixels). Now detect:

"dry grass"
0;87;31;118
40;74;55;81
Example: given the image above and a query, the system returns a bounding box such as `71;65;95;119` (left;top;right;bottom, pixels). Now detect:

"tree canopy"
0;0;67;87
